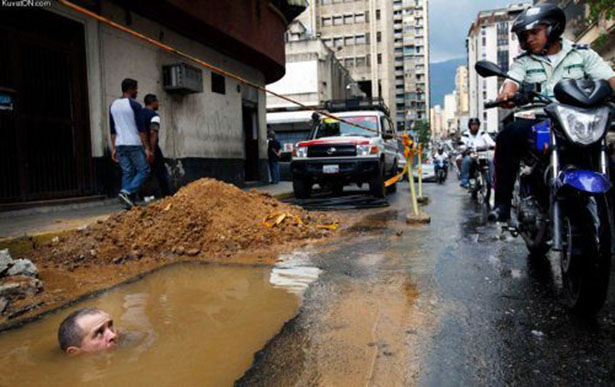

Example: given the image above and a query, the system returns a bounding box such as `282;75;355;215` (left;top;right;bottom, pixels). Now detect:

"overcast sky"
429;0;528;63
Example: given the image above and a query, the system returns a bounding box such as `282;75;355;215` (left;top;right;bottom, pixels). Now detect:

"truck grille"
308;145;356;158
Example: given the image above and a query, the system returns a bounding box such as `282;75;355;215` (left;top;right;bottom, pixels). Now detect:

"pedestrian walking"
267;129;282;184
142;94;173;197
109;78;153;209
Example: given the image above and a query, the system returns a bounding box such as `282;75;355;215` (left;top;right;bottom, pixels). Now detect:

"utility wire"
58;0;401;137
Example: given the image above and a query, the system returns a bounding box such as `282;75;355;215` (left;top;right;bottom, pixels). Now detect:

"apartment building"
467;3;528;134
300;0;429;131
454;65;470;136
394;0;430;130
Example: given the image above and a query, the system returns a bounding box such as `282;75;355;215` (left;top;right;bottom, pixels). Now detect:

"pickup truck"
290;99;398;198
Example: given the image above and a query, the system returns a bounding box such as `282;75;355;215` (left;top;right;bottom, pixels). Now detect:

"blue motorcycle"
477;60;615;315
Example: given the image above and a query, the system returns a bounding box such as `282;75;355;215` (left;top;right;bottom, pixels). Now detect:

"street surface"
239;179;615;386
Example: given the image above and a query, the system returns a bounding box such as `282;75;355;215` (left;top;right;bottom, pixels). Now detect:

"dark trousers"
152;145;173;197
268;158;280;184
494;118;540;207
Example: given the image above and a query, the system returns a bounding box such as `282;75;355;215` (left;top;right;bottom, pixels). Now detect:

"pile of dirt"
31;179;337;269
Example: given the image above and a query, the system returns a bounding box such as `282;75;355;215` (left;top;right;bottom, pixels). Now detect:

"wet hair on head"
58;307;103;351
121;78;138;92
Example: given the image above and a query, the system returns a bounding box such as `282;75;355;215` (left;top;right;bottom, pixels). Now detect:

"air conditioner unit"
162;63;203;94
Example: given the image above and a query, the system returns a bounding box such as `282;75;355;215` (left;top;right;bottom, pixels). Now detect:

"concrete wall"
100;1;267;158
53;1;271;191
267;38;353;108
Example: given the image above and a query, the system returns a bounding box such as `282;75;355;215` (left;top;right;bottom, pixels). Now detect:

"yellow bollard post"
416;143;429;204
404;137;431;225
417;143;423;199
406;153;419;216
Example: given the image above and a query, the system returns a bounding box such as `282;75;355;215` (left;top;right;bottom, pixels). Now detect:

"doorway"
242;103;260;182
0;9;92;203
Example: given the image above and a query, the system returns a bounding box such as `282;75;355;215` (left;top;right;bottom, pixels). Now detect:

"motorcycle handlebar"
484;100;500;109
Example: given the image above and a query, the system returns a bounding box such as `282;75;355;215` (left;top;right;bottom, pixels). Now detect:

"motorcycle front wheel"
560;195;612;316
478;170;491;207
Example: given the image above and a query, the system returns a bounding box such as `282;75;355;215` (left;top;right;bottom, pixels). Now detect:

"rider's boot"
488;204;510;222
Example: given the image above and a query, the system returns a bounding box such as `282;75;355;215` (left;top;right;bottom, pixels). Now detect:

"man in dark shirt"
267;129;282;184
141;94;173;197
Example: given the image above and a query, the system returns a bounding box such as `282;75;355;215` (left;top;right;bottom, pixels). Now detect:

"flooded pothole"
0;261;319;386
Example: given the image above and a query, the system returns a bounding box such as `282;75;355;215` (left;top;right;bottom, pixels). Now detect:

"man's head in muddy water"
58;308;118;355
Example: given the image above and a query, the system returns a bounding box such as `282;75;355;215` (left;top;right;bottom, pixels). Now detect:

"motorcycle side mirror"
475;60;514;81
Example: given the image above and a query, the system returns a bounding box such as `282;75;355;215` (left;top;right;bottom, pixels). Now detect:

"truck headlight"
555;105;610;146
357;144;379;156
293;145;308;159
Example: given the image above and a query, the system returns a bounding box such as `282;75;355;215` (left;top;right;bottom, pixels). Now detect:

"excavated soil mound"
33;179;337;268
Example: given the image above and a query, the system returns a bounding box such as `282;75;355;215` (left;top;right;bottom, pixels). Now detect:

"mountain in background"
429;57;466;109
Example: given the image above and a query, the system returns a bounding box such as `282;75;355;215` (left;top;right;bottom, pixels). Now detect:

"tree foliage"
414;120;431;146
587;0;615;23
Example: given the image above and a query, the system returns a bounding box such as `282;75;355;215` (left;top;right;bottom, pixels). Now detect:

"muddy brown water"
0;262;314;386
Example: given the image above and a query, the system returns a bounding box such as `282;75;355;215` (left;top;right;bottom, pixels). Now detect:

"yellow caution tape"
385;163;408;187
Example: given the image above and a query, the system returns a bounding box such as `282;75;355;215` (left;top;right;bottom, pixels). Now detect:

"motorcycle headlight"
293;145;308;159
554;105;610;146
357;144;379;156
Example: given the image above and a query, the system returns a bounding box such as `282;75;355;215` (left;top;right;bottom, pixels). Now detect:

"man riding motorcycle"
489;4;615;222
458;118;495;189
434;145;449;180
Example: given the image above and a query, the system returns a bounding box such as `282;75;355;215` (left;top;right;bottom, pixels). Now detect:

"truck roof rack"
324;97;390;117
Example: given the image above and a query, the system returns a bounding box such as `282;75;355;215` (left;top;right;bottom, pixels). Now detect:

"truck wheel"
332;183;344;196
386;161;398;193
293;178;312;199
370;163;386;198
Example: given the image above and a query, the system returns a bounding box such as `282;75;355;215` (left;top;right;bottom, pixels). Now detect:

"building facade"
443;92;457;137
467;3;528;134
395;0;430;130
267;21;355;110
429;105;443;139
265;20;356;179
454;65;470;136
299;0;430;131
0;0;303;206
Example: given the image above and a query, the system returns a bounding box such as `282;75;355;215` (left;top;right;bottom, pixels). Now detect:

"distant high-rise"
394;0;430;130
299;0;429;131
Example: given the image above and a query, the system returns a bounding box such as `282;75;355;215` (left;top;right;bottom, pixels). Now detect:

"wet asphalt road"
238;178;615;386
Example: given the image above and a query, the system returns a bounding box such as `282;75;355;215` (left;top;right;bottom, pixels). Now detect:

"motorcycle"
476;60;615;315
466;147;492;206
434;158;448;184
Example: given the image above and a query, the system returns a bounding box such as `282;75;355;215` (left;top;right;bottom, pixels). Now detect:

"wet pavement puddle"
0;260;321;386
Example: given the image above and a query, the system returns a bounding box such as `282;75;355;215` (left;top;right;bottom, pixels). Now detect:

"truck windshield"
314;116;379;139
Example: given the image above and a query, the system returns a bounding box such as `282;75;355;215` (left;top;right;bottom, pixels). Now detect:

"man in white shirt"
109;78;153;209
458;118;495;188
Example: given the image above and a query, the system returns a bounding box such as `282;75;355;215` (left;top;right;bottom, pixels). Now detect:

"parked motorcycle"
477;60;615;315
